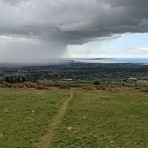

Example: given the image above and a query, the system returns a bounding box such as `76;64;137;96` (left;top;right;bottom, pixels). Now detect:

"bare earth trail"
36;90;74;148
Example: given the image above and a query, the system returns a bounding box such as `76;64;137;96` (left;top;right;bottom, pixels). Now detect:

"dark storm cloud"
0;0;148;63
1;0;148;43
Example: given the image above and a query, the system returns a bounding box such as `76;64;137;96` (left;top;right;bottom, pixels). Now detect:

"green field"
0;88;148;148
38;79;93;86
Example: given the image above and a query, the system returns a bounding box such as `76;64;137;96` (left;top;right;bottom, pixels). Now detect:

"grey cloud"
1;0;148;42
0;0;148;63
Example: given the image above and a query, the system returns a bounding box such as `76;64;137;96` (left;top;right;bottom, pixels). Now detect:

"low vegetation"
51;89;148;147
0;88;70;148
0;63;147;147
0;87;147;147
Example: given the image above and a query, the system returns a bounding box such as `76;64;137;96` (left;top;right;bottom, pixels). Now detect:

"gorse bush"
94;79;102;85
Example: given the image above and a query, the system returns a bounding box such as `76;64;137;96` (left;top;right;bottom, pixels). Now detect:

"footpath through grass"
51;88;148;148
0;87;148;147
0;88;70;148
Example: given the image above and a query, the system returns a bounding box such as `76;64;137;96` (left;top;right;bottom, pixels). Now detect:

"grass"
0;88;70;148
38;79;93;86
136;81;148;87
51;88;148;148
0;87;148;147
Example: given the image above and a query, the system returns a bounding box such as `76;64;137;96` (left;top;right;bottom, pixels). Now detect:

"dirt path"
36;90;74;148
36;90;45;94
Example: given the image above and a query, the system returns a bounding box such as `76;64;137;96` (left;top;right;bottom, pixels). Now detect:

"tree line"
4;75;37;83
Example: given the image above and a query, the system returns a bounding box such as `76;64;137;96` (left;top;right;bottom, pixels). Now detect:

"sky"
0;0;148;63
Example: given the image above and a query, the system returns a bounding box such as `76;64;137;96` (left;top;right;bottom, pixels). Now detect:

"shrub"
58;85;71;89
141;88;148;92
36;85;50;90
82;86;95;90
11;83;25;88
94;79;102;85
23;81;36;88
2;82;13;88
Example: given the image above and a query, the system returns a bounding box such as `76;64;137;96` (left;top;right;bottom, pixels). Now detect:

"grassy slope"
0;88;70;148
0;88;148;147
51;89;148;148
